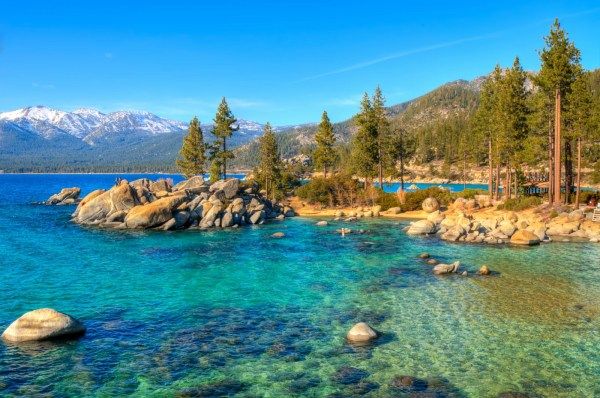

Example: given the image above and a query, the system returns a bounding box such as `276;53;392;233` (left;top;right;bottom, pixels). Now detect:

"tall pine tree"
176;117;206;178
536;19;581;203
313;111;337;178
372;86;391;187
211;98;238;180
257;122;282;199
350;93;378;185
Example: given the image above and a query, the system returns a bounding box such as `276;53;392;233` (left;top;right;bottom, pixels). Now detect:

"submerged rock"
316;220;328;226
346;322;378;344
271;232;285;238
2;308;85;342
479;265;491;275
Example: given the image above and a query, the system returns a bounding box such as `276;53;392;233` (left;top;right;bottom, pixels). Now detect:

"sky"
0;1;599;126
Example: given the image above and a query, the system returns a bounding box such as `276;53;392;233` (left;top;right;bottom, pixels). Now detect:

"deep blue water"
0;174;598;397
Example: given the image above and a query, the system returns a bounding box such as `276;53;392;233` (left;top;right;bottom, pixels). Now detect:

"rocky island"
47;177;295;230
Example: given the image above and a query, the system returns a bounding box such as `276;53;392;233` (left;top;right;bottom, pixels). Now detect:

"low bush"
578;190;599;205
400;187;454;212
454;189;485;200
375;191;400;211
497;196;542;211
296;174;366;207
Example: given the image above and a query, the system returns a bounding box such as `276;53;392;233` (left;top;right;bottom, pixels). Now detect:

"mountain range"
0;78;483;172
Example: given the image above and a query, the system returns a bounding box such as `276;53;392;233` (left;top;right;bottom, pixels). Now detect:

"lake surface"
0;174;599;397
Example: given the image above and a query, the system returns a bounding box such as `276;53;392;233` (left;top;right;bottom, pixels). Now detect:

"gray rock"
432;261;460;275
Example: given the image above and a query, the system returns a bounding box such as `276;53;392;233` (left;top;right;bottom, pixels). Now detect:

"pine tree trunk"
222;138;227;180
513;168;518;198
463;154;466;191
378;162;383;189
488;139;493;196
575;137;582;207
505;164;510;200
494;164;500;200
548;118;554;203
564;140;573;204
553;89;562;204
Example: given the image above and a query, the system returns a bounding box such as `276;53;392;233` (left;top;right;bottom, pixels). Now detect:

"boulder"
173;210;190;229
427;259;438;265
479;265;491;275
249;210;265;225
271;232;285;238
124;195;187;228
432;261;460;275
46;187;80;205
418;252;430;259
74;190;112;224
422;197;440;213
149;179;172;193
427;210;444;224
72;189;105;219
316;221;328;226
498;220;516;237
210;179;239;199
387;207;402;214
221;211;234;228
283;206;296;217
406;220;436;235
200;203;223;228
346;322;378;344
510;229;540;246
2;308;85;342
173;176;207;194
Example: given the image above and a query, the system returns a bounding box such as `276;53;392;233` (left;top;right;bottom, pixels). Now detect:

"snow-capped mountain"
0;105;284;172
0;106;188;144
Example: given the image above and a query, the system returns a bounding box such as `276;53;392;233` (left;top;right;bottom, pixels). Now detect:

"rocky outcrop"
65;178;291;231
2;308;85;342
346;322;378;344
45;187;80;205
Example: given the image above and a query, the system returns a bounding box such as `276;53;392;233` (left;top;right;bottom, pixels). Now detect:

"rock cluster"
2;308;85;342
63;177;294;230
45;187;81;205
405;204;600;244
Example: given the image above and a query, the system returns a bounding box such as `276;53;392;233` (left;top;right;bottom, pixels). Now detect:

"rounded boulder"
2;308;85;343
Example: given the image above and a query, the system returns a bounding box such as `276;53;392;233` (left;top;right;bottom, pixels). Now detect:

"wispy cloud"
297;6;600;83
32;82;55;89
297;33;499;82
324;94;363;107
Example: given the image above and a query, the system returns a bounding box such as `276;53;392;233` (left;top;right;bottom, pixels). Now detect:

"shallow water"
0;174;599;397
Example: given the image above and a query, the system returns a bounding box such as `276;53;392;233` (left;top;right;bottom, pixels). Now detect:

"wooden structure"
593;208;600;222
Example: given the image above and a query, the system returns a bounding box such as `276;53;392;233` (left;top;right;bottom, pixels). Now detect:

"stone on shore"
407;220;436;235
346;322;378;344
2;308;85;342
210;179;240;199
422;197;440;213
432;261;460;275
510;230;540;246
46;187;81;205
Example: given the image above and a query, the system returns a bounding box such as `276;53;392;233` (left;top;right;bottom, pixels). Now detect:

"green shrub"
455;189;485;200
375;190;400;211
296;174;366;207
400;187;454;212
497;196;542;211
579;190;599;205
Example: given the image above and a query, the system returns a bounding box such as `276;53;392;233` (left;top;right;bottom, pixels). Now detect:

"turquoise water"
0;174;599;397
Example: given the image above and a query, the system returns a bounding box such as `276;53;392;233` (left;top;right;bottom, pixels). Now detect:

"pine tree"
176;117;206;178
313;111;337;178
211;98;238;180
536;19;582;203
372;86;389;186
350;93;378;184
564;72;593;204
257;122;282;199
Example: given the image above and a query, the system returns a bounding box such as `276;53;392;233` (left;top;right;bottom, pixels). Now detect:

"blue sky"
0;1;599;125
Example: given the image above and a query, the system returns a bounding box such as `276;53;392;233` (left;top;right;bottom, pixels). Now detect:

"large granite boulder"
74;182;138;224
2;308;85;342
124;195;188;228
422;197;440;213
46;187;81;205
173;176;207;194
210;179;240;199
433;261;460;275
406;220;436;235
510;229;540;246
346;322;378;344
